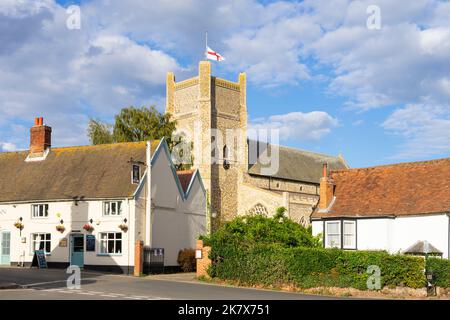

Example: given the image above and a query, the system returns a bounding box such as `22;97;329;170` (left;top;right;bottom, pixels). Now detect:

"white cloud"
250;111;338;142
382;99;450;159
308;1;450;110
0;0;182;149
0;142;17;152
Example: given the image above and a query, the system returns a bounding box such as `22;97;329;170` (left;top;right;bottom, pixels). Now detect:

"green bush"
177;248;196;272
204;211;427;290
427;257;450;287
209;242;426;290
202;212;322;249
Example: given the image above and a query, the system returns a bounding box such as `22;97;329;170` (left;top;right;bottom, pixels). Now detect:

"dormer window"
132;164;140;184
32;204;49;218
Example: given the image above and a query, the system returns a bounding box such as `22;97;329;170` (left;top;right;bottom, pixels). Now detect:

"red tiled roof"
177;170;195;193
312;157;450;219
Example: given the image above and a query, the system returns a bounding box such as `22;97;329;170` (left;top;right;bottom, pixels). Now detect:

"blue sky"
0;0;449;168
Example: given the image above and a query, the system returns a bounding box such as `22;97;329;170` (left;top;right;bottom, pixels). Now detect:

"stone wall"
238;183;288;217
243;173;319;225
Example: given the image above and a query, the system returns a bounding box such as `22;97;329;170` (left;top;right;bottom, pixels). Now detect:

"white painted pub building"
0;118;207;273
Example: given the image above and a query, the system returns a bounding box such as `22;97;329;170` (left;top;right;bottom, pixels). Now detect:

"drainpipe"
447;213;450;259
145;141;152;247
127;198;130;275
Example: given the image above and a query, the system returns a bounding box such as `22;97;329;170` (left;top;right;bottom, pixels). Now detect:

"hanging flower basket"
14;221;24;230
56;225;65;233
83;224;94;232
118;224;128;232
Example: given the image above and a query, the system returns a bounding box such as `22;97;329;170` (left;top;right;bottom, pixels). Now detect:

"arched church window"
223;145;229;159
248;203;269;216
223;145;230;170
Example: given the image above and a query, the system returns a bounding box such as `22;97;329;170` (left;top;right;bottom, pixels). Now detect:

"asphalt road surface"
0;267;339;300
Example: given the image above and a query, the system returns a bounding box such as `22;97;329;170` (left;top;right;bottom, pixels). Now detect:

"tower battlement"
166;61;246;117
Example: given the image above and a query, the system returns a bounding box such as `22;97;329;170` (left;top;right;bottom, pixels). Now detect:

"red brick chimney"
319;163;335;210
30;117;52;155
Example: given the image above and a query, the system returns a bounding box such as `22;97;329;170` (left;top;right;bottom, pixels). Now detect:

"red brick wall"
30;125;51;154
134;240;143;276
196;240;211;278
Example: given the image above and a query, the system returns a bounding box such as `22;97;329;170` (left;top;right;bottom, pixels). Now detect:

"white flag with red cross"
206;46;225;62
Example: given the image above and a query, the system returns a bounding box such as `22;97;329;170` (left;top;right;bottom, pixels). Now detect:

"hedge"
427;257;450;287
209;242;427;290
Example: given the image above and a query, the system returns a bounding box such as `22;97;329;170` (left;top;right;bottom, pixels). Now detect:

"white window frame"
31;204;49;218
99;232;122;255
103;201;122;216
31;233;51;254
325;221;341;249
343;220;357;250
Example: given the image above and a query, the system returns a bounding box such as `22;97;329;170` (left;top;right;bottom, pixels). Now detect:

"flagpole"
205;31;208;60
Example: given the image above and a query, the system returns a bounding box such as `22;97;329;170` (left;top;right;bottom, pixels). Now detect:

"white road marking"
100;294;119;298
84;291;105;295
29;287;171;300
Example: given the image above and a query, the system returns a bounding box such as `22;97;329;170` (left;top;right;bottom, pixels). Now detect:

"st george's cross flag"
206;46;225;61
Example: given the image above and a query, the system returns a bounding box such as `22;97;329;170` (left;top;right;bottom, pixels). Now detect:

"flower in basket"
118;224;128;232
83;224;94;232
14;221;24;230
56;224;65;233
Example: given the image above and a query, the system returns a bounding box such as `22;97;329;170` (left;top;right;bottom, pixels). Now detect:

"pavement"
0;266;340;300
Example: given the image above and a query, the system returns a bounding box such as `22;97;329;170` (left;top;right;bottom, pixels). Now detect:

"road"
0;267;338;300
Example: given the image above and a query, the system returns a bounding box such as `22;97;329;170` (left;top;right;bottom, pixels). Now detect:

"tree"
87;106;192;169
112;106;177;147
87;119;113;145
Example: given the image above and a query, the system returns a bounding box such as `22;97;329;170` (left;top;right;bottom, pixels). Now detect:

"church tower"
166;61;248;230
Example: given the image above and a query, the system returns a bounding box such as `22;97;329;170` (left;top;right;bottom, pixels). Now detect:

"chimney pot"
34;118;39;126
39;117;43;126
323;163;328;178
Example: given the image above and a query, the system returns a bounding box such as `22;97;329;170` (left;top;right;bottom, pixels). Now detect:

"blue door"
0;232;11;265
70;234;84;267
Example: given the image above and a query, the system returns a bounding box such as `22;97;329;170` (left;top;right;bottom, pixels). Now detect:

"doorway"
70;234;84;267
0;231;10;265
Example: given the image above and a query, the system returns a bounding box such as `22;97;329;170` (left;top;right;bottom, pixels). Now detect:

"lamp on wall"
123;218;128;224
60;219;64;225
89;219;93;224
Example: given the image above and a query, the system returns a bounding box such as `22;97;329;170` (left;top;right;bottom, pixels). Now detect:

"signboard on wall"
86;235;95;252
59;238;67;247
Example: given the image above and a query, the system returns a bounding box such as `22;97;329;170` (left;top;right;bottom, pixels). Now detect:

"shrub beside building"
202;213;435;290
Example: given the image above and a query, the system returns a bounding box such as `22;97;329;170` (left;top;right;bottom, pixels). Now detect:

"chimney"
319;163;335;210
29;117;52;156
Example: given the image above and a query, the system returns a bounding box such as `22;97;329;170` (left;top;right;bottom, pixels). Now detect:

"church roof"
0;141;159;203
312;157;450;219
248;142;348;184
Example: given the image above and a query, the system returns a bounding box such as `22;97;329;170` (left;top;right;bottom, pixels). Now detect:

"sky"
0;0;449;168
